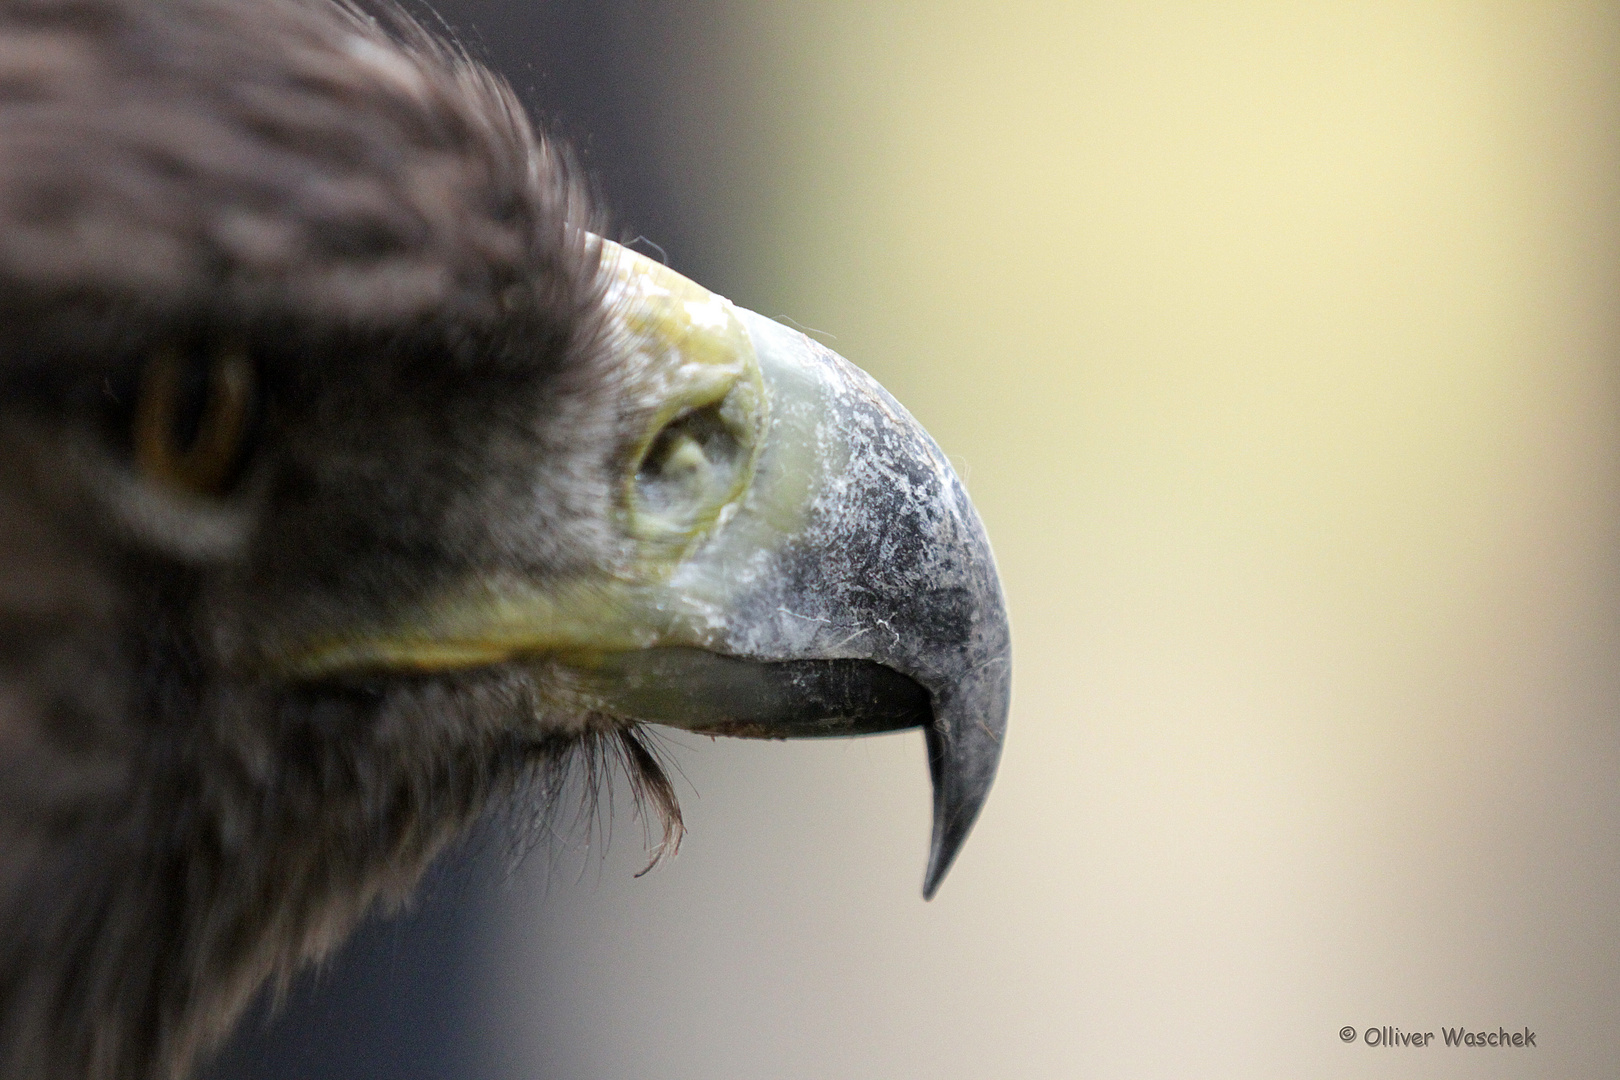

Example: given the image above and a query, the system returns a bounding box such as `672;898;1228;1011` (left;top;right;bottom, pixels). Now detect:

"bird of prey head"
0;1;1010;1077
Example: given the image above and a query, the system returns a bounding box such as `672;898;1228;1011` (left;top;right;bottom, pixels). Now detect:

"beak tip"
919;784;984;900
917;674;1008;899
921;833;958;900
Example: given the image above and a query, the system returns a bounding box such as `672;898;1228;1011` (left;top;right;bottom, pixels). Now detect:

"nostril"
635;401;742;516
663;434;708;479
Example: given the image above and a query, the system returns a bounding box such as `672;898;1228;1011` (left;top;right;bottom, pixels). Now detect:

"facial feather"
0;2;651;1077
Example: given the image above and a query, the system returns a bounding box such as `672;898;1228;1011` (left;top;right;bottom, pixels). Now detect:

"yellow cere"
599;241;766;559
272;240;769;680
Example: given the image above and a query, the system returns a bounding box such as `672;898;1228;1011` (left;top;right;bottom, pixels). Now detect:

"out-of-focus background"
210;3;1620;1078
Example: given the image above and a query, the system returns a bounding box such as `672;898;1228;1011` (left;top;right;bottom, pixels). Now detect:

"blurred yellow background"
484;4;1620;1077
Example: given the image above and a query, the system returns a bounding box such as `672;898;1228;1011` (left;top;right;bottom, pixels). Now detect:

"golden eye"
133;346;256;496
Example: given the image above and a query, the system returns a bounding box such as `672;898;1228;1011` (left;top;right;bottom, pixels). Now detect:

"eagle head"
0;2;1010;1078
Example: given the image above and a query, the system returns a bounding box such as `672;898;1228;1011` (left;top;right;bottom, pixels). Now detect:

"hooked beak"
571;299;1010;896
276;242;1010;897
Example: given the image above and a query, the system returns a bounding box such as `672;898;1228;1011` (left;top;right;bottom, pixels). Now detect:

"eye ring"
133;346;256;496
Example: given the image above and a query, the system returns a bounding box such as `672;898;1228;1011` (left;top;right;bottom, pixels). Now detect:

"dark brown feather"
0;3;675;1077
